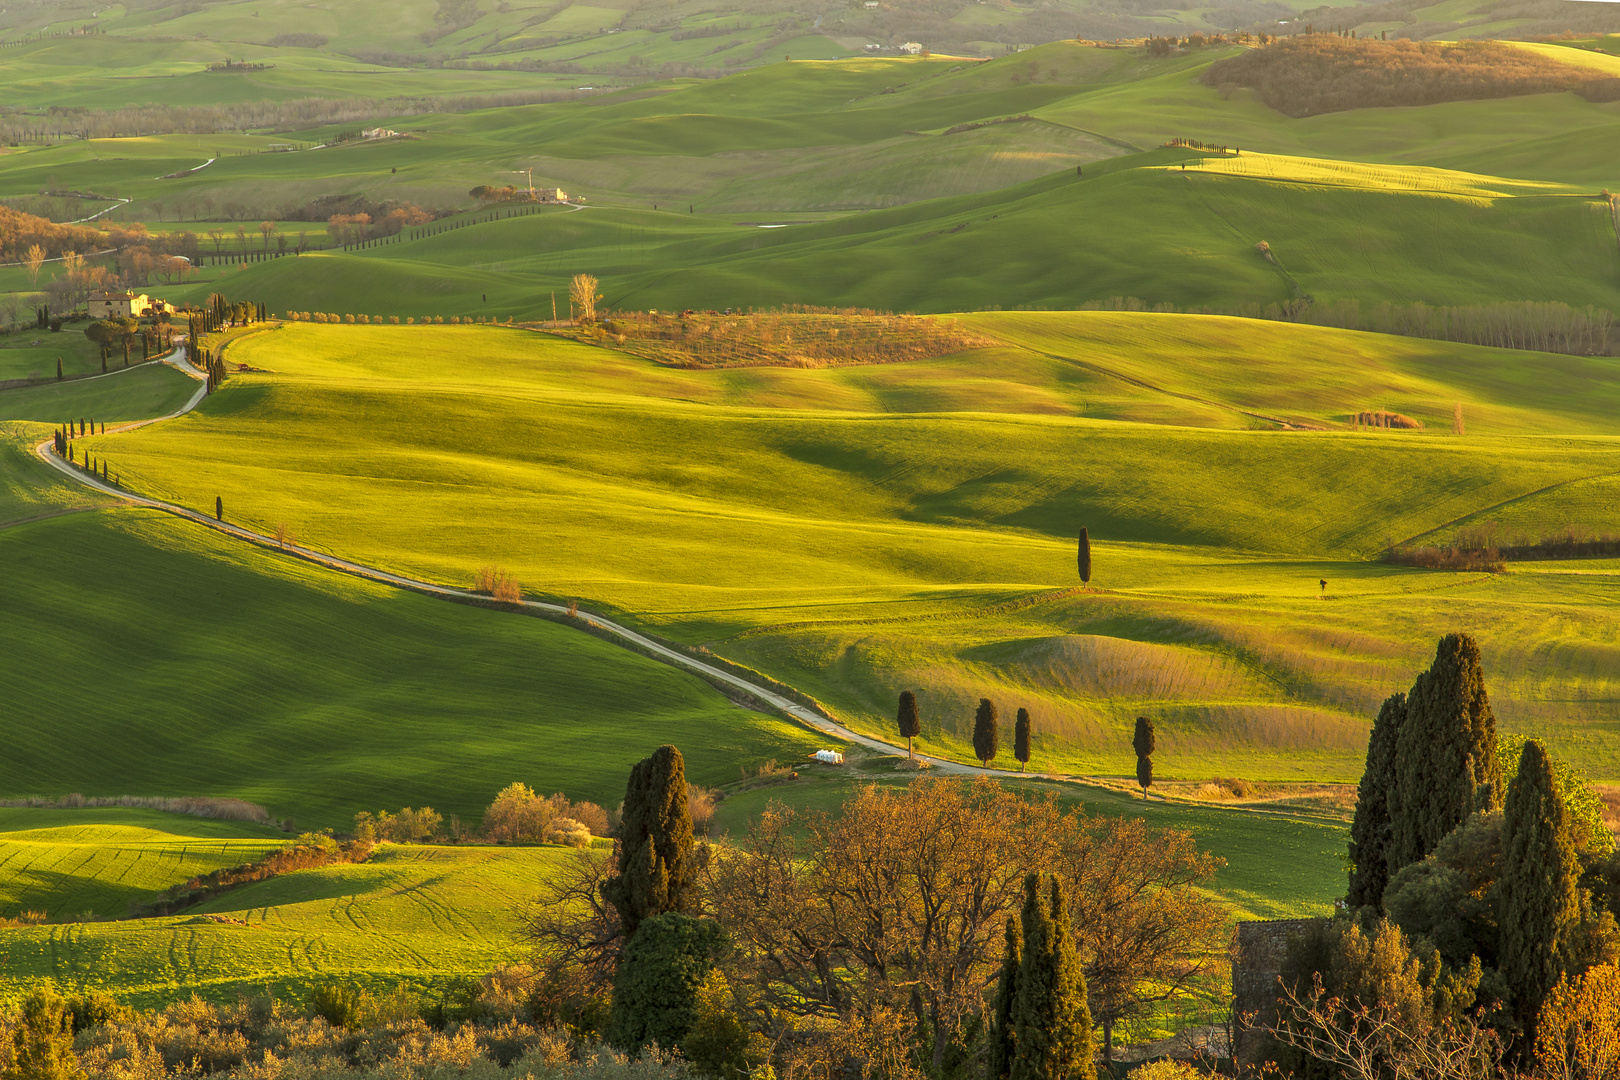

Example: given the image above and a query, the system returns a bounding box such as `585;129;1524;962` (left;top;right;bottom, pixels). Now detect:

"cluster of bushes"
1250;633;1620;1076
482;785;610;848
1203;35;1620;117
1389;523;1620;570
325;206;433;246
0;977;692;1080
0;794;272;824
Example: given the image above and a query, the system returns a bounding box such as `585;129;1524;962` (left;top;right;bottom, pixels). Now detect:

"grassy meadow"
0;507;826;830
76;320;1620;783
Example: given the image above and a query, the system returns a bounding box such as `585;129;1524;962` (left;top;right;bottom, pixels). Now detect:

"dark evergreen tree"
896;690;921;760
1391;634;1502;874
1497;739;1580;1049
989;915;1022;1080
1011;875;1095;1080
973;698;1000;767
1132;716;1155;800
1347;692;1405;910
1132;716;1155;759
55;357;62;381
1015;708;1032;772
215;496;223;521
1077;528;1092;585
603;744;696;938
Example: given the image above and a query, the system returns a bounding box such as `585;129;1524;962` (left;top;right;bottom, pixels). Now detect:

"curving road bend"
31;343;1052;780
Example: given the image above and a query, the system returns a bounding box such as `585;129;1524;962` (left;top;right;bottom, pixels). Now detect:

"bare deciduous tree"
570;273;601;324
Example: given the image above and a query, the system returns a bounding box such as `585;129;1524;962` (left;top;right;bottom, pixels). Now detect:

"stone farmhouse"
89;291;174;320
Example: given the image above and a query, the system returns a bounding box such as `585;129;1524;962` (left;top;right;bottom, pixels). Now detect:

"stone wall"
1231;917;1321;1061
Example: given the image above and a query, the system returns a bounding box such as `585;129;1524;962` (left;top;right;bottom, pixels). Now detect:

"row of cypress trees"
896;692;1036;770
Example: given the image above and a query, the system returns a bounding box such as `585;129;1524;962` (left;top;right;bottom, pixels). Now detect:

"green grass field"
0;808;285;922
0;508;826;830
0;830;570;1006
0;362;199;424
74;320;1620;783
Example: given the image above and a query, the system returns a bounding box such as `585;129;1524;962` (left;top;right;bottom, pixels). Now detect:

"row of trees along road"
1259;632;1620;1079
896;692;1037;771
527;746;1229;1075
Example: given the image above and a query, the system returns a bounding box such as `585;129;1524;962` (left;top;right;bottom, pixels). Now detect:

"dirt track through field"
32;342;1046;779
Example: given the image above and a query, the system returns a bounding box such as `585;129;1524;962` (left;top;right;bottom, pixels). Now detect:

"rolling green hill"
77;320;1620;782
0;507;825;829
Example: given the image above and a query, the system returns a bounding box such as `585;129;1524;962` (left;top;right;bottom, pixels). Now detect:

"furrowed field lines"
0;809;284;921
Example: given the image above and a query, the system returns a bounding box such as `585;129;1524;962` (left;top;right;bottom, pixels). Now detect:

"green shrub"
311;983;365;1030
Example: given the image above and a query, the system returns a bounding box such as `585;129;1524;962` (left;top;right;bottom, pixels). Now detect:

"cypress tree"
1391;633;1502;873
603;744;696;938
1498;739;1580;1048
1132;716;1155;800
56;357;62;381
896;690;921;760
1077;528;1092;584
1011;875;1095;1080
1015;708;1032;772
989;915;1022;1080
973;698;1000;767
215;496;223;521
1347;692;1405;910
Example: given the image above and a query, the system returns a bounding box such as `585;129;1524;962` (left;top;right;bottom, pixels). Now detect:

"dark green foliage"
215;496;223;521
1347;692;1405;910
603;744;696;938
5;986;85;1080
63;992;130;1035
1497;739;1580;1043
1014;708;1032;771
897;690;920;758
55;357;61;381
1384;809;1503;968
1077;528;1091;584
1135;755;1152;797
310;983;364;1030
1010;875;1094;1080
608;912;728;1055
973;698;999;767
1391;634;1502;874
990;915;1021;1080
1131;717;1155;760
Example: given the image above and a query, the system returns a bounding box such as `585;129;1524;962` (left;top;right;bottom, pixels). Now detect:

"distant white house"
361;127;398;140
89;291;172;319
537;187;568;203
863;2;879;9
864;43;883;50
899;41;923;54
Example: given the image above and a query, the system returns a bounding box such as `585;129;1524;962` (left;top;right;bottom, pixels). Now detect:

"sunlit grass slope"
0;363;199;424
0;509;824;828
164;145;1620;318
90;322;1620;780
0;841;568;1006
0;809;285;921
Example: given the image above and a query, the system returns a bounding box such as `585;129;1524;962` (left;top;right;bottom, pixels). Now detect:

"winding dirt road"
31;343;1051;779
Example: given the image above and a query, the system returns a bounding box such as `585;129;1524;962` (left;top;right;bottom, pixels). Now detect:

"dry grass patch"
554;307;999;369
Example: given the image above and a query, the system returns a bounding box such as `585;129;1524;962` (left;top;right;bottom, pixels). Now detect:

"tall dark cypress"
1077;528;1092;584
1498;739;1580;1048
1014;708;1032;772
1011;875;1094;1080
215;496;223;521
973;698;1000;767
989;915;1021;1080
1391;634;1502;873
896;690;921;761
1347;692;1405;910
1132;717;1155;800
602;744;696;938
